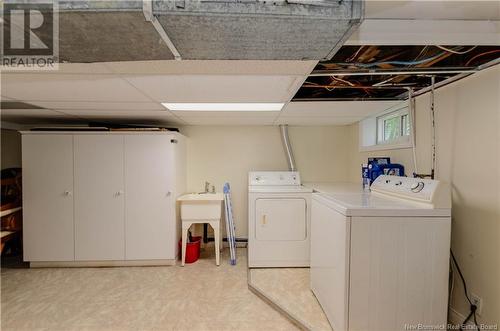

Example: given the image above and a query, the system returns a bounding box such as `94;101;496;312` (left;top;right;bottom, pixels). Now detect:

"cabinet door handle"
166;191;172;197
262;214;267;225
64;190;72;197
116;190;124;196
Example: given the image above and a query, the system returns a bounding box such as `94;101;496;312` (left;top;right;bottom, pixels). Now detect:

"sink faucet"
199;181;216;194
198;181;210;194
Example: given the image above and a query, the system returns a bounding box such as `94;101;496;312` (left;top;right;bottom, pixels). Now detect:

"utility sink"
178;193;224;220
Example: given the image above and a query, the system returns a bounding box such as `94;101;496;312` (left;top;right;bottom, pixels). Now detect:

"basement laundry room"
1;1;499;330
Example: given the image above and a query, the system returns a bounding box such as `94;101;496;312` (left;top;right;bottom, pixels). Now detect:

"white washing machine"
309;175;452;331
248;171;312;268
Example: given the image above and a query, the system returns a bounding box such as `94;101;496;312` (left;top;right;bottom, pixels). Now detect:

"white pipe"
430;76;437;179
408;88;418;176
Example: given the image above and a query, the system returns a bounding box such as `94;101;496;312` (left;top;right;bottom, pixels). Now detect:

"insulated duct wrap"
153;0;364;60
54;0;363;61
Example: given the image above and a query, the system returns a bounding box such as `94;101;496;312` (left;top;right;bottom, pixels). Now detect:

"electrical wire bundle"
450;250;481;330
335;46;485;69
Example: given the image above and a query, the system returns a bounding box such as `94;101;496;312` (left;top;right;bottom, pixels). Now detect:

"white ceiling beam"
364;1;500;21
347;19;500;45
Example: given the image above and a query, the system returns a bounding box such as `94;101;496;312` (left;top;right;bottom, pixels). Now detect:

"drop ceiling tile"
26;101;165;111
56;110;175;119
56;110;185;126
365;1;500;20
1;108;183;126
125;75;304;103
105;60;317;75
0;108;78;124
1;108;69;118
87;118;184;126
2;74;152;102
55;63;113;74
346;19;500;46
0;117;87;126
282;101;404;117
276;116;363;126
181;116;277;126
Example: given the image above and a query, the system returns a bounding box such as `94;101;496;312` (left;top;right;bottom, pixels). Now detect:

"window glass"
402;114;410;136
360;104;412;150
376;108;411;144
383;116;401;141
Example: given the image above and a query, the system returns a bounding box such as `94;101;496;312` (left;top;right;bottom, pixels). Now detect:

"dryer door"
255;198;307;241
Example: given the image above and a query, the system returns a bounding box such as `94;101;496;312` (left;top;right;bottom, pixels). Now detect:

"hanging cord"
430;76;436;179
449;258;455;309
450;250;480;330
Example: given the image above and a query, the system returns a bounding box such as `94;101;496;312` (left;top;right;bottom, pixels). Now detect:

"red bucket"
179;236;202;264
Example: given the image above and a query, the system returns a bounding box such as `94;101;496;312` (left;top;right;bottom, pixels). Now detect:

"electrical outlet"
471;293;483;316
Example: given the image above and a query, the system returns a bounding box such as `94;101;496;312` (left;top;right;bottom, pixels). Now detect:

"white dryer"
248;171;312;268
309;175;452;331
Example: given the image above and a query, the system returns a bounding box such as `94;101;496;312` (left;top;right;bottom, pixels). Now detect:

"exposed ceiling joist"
294;45;500;101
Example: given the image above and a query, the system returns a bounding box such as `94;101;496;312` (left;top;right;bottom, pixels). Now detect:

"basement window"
377;108;411;144
360;105;412;151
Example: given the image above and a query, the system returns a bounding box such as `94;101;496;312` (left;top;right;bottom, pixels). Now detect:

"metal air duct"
279;124;296;172
152;0;364;60
53;0;363;62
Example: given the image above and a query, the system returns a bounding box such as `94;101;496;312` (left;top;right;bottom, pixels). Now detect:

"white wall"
348;65;500;324
1;129;22;170
182;125;351;239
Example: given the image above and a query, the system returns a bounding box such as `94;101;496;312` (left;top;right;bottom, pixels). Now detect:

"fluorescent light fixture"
161;103;285;112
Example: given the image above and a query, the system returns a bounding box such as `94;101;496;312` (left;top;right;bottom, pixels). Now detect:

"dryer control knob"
411;182;425;193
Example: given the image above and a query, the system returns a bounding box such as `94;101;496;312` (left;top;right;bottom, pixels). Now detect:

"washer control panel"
249;171;301;186
371;175;450;208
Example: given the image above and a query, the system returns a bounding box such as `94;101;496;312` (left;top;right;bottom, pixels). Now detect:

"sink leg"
210;221;220;266
181;223;190;267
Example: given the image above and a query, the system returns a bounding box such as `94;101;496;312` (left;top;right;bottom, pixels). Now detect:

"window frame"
359;104;413;152
376;108;411;145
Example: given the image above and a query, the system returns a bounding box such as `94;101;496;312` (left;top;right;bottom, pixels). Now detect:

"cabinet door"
74;135;125;260
255;198;306;241
124;135;173;260
22;135;75;261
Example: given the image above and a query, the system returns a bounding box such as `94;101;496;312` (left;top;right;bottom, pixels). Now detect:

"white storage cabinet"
22;132;186;266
